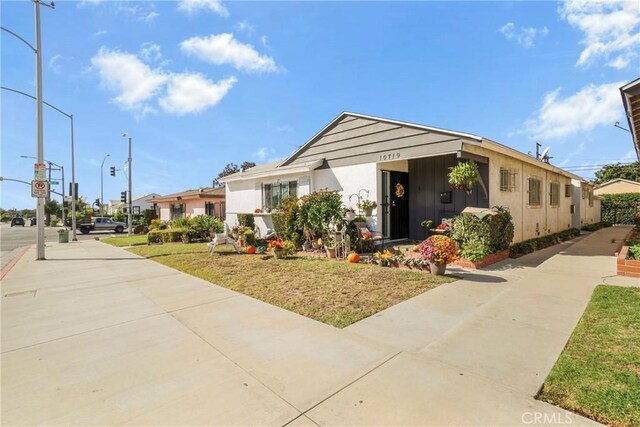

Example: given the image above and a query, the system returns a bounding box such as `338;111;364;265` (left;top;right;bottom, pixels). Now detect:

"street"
0;223;119;270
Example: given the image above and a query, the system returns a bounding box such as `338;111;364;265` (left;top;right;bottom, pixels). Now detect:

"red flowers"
268;238;284;250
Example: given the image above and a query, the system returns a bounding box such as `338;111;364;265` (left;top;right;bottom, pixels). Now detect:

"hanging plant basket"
448;161;479;190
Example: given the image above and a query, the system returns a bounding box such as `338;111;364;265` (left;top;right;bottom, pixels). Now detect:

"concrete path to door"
1;227;632;426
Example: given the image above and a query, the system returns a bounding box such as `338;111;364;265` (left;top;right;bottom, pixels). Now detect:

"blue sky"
1;0;639;210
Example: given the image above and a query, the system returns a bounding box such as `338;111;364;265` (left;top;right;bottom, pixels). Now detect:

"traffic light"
120;191;127;203
95;198;100;207
69;182;78;199
110;166;116;177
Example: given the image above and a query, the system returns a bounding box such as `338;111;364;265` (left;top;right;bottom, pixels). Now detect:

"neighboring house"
221;112;601;243
594;179;640;196
150;187;225;222
620;78;640;160
107;193;161;215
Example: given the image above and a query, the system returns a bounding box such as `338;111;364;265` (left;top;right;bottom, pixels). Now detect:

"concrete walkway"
1;227;632;426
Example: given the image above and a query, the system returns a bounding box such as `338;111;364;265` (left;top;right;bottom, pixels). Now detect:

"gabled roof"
219;159;324;183
620;78;640;160
150;187;225;202
280;111;483;166
133;193;160;202
595;178;640;188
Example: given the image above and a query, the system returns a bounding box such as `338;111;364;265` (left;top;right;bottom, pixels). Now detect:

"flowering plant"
358;199;378;210
268;238;295;257
374;249;400;266
436;223;450;231
419;235;458;265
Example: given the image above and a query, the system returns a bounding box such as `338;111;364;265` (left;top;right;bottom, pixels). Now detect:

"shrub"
599;193;640;224
628;245;640;260
242;229;257;246
148;218;167;231
171;217;192;229
191;214;223;239
143;208;157;225
133;224;148;234
237;213;255;229
581;222;611;232
509;228;580;258
112;210;125;222
295;190;344;243
147;228;190;244
452;206;514;261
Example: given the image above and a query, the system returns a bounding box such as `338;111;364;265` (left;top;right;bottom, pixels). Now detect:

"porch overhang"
620;78;640;160
220;159;324;183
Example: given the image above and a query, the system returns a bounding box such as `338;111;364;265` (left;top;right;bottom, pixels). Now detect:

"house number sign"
379;152;401;161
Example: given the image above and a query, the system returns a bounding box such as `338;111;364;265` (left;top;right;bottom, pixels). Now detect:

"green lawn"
101;235;148;247
128;243;456;328
539;285;640;427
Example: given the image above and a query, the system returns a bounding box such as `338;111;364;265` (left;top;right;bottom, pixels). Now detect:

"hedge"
452;206;515;261
147;228;190;244
509;227;580;258
599;193;640;224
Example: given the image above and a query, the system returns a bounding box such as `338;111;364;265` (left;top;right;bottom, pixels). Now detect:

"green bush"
133;224;148;234
581;222;612;232
171;217;192;229
509;227;580;258
295;190;344;243
451;206;514;261
148;218;167;231
237;213;255;229
599;193;640;224
191;214;223;239
628;245;640;260
143;209;157;225
112;210;125;222
147;228;190;244
242;229;257;246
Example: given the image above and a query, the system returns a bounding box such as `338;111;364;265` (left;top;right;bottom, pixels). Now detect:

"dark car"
30;217;37;226
10;217;25;227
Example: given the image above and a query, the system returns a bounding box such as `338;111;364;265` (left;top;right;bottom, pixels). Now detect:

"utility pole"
35;0;45;260
122;133;133;236
100;153;110;215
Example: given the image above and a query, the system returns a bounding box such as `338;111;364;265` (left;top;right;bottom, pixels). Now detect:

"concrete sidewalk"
2;228;630;426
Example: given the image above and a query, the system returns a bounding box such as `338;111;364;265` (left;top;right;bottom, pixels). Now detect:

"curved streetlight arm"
1;86;71;118
0;26;36;53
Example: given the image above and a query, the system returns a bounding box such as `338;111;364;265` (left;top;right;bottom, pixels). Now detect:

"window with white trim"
170;203;185;220
263;181;297;211
528;178;542;206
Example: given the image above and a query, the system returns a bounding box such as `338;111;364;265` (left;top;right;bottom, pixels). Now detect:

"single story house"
221;112;600;243
107;193;160;215
594;178;640;196
150;187;225;222
620;78;640;160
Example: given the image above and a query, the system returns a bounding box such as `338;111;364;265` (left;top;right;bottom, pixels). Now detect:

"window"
170;203;185;220
588;189;594;207
528;178;542;206
564;184;572;198
263;181;297;211
549;182;560;206
582;187;588;199
500;168;517;191
205;201;216;217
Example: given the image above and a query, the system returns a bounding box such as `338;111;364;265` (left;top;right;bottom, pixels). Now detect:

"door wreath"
395;183;405;198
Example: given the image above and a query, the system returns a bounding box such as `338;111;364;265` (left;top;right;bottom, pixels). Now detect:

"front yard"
128;243;456;328
539;285;640;427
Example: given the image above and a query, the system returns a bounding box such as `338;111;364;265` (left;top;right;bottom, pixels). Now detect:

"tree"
44;200;61;225
213;161;257;187
594;161;640;184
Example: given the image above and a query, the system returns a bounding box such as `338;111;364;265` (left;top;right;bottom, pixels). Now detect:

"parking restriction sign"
34;163;46;180
31;180;49;198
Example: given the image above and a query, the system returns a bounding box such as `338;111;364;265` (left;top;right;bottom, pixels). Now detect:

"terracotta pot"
326;248;336;258
272;249;286;259
429;262;447;275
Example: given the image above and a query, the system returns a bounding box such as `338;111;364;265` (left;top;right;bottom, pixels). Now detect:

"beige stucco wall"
465;145;576;243
594;181;640;195
579;183;602;225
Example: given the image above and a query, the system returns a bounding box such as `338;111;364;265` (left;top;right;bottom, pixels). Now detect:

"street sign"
34;163;46;180
64;196;72;202
51;180;59;185
31;180;49;198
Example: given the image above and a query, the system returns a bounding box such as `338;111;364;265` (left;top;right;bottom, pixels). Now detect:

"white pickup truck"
79;217;127;234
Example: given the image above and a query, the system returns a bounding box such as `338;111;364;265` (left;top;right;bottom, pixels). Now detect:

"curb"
1;245;32;280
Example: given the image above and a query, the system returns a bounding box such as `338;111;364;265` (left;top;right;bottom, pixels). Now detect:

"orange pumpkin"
246;245;256;254
347;253;360;263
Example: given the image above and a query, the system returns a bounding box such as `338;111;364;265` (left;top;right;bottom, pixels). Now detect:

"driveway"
2;227;630;426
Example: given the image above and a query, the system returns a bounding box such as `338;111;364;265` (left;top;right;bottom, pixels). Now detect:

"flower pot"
272;249;286;259
326;248;337;258
429;262;447;275
364;208;373;217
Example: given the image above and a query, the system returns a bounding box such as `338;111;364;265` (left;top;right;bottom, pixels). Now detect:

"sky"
1;0;639;210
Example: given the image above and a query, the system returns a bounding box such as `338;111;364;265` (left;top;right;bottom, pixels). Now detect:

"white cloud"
79;1;159;23
140;10;159;22
500;22;549;48
260;35;269;48
253;147;275;161
235;21;255;34
524;81;625;140
92;29;108;37
48;54;72;74
177;0;229;18
139;42;163;62
560;0;640;68
159;74;236;115
181;33;277;73
90;47;168;113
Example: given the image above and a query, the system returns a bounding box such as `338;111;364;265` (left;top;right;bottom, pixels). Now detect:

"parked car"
79;217;127;234
30;217;37;226
10;217;25;227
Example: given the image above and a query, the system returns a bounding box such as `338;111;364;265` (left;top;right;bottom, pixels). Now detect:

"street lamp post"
100;154;110;215
122;133;132;236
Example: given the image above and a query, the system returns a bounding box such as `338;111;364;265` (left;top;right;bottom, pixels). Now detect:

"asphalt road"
0;223;118;270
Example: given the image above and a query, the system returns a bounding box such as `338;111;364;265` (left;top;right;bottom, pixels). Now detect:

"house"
620;78;640;160
150;187;225;222
221;112;600;243
107;193;161;215
594;179;640;196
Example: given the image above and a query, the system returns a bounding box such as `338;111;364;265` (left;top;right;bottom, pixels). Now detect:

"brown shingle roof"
148;187;225;202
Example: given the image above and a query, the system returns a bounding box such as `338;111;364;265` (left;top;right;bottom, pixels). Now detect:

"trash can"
58;229;69;243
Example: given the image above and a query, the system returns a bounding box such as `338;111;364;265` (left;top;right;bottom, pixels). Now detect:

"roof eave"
220;159;324;183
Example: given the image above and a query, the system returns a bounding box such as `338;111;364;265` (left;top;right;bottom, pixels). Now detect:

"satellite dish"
541;146;551;161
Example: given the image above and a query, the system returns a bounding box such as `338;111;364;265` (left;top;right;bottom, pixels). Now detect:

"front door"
386;171;409;239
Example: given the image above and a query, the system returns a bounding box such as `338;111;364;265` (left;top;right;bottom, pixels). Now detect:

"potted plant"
343;207;356;221
324;234;336;258
448;161;479;192
418;235;459;275
420;219;433;237
374;249;395;267
358;199;378;216
268;238;295;259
